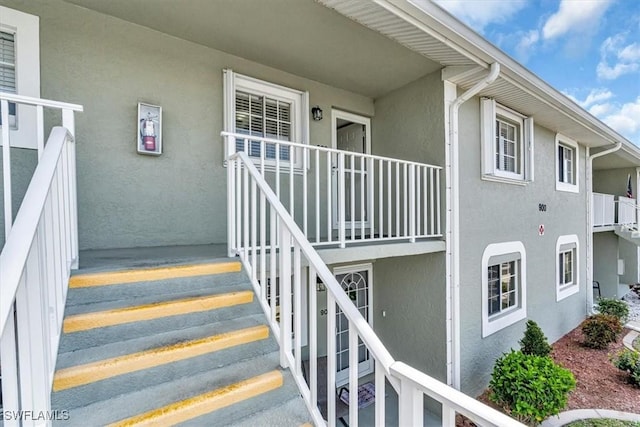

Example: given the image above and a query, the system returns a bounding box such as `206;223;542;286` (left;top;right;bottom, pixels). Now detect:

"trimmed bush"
612;348;640;386
489;350;576;425
596;298;630;324
520;320;552;357
581;314;622;349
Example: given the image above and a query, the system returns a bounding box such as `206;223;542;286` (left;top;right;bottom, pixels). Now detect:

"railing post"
62;109;80;269
409;164;416;242
2;99;13;238
338;151;346;248
442;405;457;426
398;376;423;427
279;226;292;369
0;312;20;427
227;136;236;257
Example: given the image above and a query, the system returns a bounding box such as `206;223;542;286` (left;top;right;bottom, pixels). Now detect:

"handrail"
0;127;71;331
222;131;442;169
0;91;83;111
230;151;397;373
0;94;80;427
228;150;524;426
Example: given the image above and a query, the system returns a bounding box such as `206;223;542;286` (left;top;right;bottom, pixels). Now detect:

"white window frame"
556;235;579;301
482;241;527;337
480;98;534;185
555;134;579;193
0;6;39;149
223;69;309;171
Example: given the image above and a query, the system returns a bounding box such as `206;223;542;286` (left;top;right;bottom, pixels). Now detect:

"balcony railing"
223;132;442;252
227;149;524;426
592;192;637;228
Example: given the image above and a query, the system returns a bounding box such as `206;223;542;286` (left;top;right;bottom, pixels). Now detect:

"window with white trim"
0;6;40;149
223;70;308;170
556;235;579;301
480;98;534;184
555;134;579;193
482;242;527;337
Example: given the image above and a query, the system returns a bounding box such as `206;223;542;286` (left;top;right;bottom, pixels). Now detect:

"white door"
334;264;373;386
332;110;372;232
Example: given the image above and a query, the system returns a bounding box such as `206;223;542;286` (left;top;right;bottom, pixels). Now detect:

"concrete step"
65;270;249;307
54;352;292;426
225;396;313;427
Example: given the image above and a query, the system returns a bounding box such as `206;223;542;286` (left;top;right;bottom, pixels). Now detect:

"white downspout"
446;62;500;389
586;142;622;314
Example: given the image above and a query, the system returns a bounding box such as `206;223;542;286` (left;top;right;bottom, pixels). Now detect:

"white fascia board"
378;0;632;148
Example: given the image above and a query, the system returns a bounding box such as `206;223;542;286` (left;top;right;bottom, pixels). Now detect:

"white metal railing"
228;150;523;426
592;192;615;227
616;196;637;226
592;193;638;228
0;92;82;427
223;132;442;252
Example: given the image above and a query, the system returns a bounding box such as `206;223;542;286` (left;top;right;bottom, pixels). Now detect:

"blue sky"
432;0;640;145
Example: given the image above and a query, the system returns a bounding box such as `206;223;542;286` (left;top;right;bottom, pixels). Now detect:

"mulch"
456;325;640;426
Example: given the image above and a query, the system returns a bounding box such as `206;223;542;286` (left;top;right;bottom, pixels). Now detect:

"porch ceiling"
62;0;441;98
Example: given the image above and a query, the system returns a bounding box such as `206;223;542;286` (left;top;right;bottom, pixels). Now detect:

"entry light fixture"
311;105;323;121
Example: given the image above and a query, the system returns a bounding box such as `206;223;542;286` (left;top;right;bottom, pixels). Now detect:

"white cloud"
597;35;640;80
564;88;614;108
542;0;612;40
515;30;540;61
600;97;640;143
431;0;527;33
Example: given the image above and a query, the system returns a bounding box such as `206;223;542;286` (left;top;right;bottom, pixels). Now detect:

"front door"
334;263;373;386
332;110;371;232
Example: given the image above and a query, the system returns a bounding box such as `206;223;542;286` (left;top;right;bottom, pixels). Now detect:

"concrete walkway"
541;409;640;426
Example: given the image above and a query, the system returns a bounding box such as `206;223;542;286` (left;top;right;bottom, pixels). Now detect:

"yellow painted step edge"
69;261;242;288
53;325;269;392
108;370;283;427
63;291;254;333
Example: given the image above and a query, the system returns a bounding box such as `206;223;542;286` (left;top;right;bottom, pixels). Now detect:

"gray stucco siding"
456;96;588;396
1;0;376;250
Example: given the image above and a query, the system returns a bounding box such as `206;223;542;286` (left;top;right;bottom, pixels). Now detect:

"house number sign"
538;203;547;212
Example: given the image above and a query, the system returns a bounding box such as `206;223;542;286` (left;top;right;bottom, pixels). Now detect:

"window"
556;235;579;301
555;134;579;193
0;6;40;149
482;241;527;337
223;70;308;170
480;98;534;184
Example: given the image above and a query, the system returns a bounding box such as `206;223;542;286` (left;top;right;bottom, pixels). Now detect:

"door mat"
339;382;376;409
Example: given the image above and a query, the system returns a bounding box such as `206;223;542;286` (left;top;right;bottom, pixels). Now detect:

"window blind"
0;30;16;93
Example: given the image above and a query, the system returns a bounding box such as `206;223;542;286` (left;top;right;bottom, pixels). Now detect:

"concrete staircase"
51;259;311;426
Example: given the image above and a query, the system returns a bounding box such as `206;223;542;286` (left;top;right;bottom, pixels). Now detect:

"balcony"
224;132;443;257
592;193;637;230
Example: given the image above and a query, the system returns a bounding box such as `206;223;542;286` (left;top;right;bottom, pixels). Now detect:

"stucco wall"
618;239;638;288
1;0;375;250
372;254;447;382
593;232;620;298
457;96;589;396
593;168;636;196
0;148;38;245
371;71;445;167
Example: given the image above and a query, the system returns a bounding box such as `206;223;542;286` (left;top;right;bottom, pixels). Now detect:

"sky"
432;0;640;145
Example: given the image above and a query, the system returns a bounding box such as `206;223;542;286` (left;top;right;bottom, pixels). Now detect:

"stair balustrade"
227;150;524;426
223;131;442;255
0;93;82;427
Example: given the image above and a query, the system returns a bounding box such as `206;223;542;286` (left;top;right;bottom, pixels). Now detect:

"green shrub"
489;350;576;425
519;320;552;357
596;298;630;323
612;349;640;386
581;314;622;349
